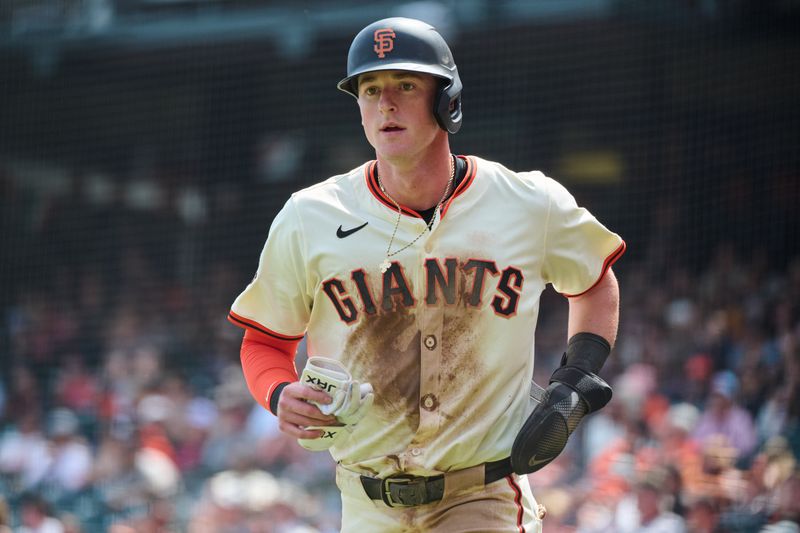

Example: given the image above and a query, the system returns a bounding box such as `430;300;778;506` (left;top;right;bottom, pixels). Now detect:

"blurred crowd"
0;168;339;532
0;166;798;533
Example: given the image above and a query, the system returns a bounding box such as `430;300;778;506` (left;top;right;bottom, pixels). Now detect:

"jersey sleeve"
228;196;312;339
240;329;300;415
540;176;625;297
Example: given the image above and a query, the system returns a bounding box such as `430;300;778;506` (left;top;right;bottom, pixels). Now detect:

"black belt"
360;457;513;507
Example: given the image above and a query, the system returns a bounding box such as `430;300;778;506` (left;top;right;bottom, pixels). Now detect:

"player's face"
357;70;443;161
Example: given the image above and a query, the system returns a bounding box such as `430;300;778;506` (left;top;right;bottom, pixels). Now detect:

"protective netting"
1;3;798;531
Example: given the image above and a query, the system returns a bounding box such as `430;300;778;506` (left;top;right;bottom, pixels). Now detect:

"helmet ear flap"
433;78;463;134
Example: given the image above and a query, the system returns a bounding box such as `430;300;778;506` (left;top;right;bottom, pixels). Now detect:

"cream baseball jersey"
229;155;625;478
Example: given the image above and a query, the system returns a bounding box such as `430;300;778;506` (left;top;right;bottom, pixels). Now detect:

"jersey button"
423;335;437;351
421;393;438;411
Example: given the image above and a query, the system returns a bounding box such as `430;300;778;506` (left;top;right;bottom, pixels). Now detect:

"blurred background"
1;0;799;531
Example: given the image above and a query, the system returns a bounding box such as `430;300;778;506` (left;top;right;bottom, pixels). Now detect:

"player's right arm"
239;328;337;439
230;196;338;438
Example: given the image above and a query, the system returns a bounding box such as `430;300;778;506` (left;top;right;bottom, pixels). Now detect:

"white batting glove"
300;357;353;415
297;425;351;451
297;357;374;451
337;382;374;426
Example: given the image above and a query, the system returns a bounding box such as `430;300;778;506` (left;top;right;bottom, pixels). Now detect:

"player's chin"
374;140;415;159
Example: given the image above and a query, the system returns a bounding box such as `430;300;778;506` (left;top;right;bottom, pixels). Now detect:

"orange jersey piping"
441;155;477;217
563;241;627;298
227;311;305;341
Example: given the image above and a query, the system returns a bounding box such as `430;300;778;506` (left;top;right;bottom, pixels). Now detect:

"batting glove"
297;424;352;451
300;356;352;415
336;382;374;426
297;357;374;451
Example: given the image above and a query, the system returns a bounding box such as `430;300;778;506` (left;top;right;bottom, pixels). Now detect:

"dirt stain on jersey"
439;307;487;422
342;306;421;432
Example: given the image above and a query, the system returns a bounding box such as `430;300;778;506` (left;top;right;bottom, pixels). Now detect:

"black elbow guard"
556;332;613;413
510;333;613;474
562;332;611;374
550;366;612;414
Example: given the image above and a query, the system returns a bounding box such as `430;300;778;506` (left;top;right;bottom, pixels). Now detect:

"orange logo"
373;28;396;58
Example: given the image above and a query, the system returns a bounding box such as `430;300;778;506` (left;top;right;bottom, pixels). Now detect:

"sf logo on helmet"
373;28;396;58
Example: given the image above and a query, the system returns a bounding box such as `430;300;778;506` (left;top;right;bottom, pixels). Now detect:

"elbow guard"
556;332;612;413
510;332;613;474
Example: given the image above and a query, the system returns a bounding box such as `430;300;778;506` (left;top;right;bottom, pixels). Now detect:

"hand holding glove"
297;357;374;451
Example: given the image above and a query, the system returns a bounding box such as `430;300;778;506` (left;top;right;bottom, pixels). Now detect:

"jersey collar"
364;155;477;219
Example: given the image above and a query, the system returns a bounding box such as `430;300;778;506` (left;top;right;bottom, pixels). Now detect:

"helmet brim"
337;62;456;98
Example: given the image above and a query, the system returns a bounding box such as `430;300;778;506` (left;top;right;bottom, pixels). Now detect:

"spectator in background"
0;380;6;426
0;495;11;533
761;472;800;532
161;374;218;475
757;384;796;449
199;365;254;473
134;392;181;500
105;498;178;533
90;420;152;522
684;497;719;533
651;403;703;501
188;454;323;533
245;400;309;474
614;468;688;533
17;493;65;533
1;365;41;426
53;354;99;421
0;410;50;491
58;514;83;533
686;434;747;523
38;408;93;496
712;435;797;533
692;370;758;461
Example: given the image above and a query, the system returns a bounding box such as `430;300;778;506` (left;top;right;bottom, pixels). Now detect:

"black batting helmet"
337;17;463;134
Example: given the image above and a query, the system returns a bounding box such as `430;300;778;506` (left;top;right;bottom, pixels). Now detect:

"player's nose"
378;91;397;113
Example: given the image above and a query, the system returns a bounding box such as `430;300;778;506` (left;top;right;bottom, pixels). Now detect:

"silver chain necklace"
377;156;455;273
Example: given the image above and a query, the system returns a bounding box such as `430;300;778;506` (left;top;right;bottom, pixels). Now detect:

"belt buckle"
382;476;428;507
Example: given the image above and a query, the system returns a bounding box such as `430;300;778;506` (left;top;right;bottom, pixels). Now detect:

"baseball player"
229;17;625;532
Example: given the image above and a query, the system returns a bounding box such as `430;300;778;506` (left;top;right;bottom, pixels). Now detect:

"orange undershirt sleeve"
240;328;301;415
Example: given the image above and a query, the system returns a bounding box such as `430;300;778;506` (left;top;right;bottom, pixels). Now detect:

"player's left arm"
511;175;624;474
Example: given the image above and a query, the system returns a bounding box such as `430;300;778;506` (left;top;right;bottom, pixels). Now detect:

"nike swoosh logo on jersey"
336;222;368;238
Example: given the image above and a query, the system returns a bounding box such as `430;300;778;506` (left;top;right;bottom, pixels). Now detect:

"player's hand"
300;356;374;423
293;356;375;451
276;381;338;440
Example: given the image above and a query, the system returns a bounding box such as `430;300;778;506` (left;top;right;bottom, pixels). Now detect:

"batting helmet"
337;17;463;134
